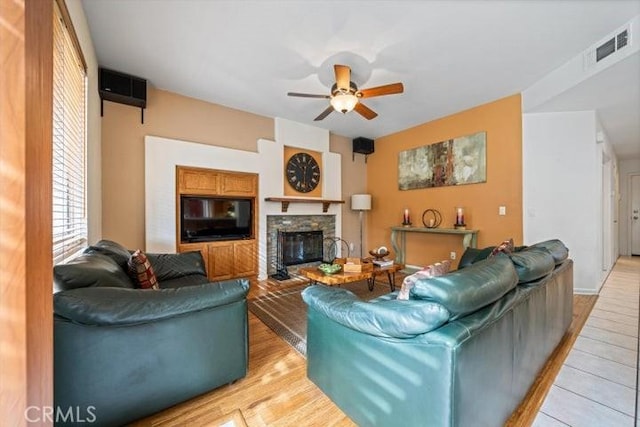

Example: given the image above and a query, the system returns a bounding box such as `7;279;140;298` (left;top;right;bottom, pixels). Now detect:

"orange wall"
101;88;274;249
330;134;368;256
367;94;523;268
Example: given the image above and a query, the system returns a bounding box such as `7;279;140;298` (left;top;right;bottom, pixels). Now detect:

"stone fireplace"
267;215;336;275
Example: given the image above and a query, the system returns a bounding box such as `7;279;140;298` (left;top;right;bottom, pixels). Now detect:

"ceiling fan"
287;64;404;121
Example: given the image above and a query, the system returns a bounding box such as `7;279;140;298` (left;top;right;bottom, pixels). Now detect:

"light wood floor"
131;273;597;427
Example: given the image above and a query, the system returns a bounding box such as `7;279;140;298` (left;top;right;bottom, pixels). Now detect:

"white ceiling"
82;0;640;159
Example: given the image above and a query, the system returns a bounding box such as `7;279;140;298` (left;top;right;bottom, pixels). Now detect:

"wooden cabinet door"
178;167;219;194
208;243;234;281
233;240;257;277
219;173;257;196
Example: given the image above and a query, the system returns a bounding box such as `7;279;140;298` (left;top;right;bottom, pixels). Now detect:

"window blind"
52;2;87;265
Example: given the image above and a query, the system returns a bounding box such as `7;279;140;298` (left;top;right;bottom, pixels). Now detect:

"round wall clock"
286;152;321;193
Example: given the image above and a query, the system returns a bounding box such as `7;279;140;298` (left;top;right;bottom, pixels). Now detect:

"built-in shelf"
264;197;345;213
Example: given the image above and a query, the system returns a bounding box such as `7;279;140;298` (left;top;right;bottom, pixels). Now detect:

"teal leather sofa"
53;240;249;426
302;240;572;427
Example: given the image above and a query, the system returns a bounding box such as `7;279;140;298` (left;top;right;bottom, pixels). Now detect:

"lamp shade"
351;194;372;211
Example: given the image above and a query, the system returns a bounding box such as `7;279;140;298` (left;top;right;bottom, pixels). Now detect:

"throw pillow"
397;259;451;300
490;238;514;256
128;250;159;289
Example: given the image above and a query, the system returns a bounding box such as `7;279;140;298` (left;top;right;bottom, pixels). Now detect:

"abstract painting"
398;131;486;190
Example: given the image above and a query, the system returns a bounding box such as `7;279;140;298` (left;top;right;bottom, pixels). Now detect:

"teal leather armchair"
53;240;249;426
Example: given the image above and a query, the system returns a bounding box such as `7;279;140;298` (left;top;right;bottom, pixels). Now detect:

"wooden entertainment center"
176;166;258;282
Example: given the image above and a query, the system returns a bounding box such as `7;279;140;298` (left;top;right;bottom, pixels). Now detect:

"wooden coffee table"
300;263;403;292
370;263;404;291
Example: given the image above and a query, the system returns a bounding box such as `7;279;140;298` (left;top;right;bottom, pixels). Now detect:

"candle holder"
422;209;442;229
402;208;412;227
454;206;466;230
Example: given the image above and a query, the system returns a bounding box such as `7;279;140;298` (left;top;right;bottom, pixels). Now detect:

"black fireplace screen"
281;230;323;266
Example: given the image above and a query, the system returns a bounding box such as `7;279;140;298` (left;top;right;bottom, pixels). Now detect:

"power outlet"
499;206;506;216
450;251;457;260
349;242;355;252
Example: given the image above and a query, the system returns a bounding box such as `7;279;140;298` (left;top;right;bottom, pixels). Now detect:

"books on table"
372;259;394;268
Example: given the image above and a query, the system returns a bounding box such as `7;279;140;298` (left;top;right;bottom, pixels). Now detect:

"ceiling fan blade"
334;64;351;91
354;102;378;120
287;92;330;99
314;106;334;121
358;82;404;98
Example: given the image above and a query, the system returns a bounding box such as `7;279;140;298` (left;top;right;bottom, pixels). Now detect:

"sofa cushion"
410;255;519;320
302;285;450;338
397;260;451;300
128;250;160;290
510;247;556;284
54;252;134;293
458;246;495;268
529;239;569;265
85;239;131;269
146;251;207;281
158;274;210;289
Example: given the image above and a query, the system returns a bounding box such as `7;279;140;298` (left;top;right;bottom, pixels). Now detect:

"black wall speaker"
99;67;147;108
353;137;375;155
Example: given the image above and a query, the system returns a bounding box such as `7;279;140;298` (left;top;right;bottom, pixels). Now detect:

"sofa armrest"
54;279;249;326
301;285;449;338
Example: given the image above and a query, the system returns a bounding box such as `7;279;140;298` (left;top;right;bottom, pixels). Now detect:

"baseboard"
573;288;600;295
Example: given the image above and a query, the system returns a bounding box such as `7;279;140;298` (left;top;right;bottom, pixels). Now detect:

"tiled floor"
533;256;640;427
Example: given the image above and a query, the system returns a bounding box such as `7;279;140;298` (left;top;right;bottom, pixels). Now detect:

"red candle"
456;207;464;225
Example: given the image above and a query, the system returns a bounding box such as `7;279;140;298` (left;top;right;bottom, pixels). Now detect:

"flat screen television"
180;195;253;243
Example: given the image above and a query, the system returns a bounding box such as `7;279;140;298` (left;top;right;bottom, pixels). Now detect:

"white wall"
523;15;640;112
523;111;606;294
619;158;640;255
67;0;102;243
145;118;342;280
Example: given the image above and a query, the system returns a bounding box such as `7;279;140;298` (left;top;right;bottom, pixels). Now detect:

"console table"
390;226;478;265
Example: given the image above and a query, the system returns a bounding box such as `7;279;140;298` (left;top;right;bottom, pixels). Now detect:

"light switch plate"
499;206;506;216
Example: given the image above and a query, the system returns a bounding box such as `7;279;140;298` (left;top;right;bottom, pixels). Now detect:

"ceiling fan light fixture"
330;92;358;113
288;64;402;121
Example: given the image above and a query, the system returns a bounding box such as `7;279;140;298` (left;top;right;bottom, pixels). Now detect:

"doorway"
631;174;640;255
602;153;614;270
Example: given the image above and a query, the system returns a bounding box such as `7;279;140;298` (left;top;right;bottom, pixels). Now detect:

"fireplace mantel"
264;197;345;213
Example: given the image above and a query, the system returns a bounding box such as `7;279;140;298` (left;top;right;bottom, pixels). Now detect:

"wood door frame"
629;173;640;256
1;0;54;424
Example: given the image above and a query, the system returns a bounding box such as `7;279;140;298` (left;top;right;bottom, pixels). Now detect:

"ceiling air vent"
584;26;632;69
617;29;629;49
